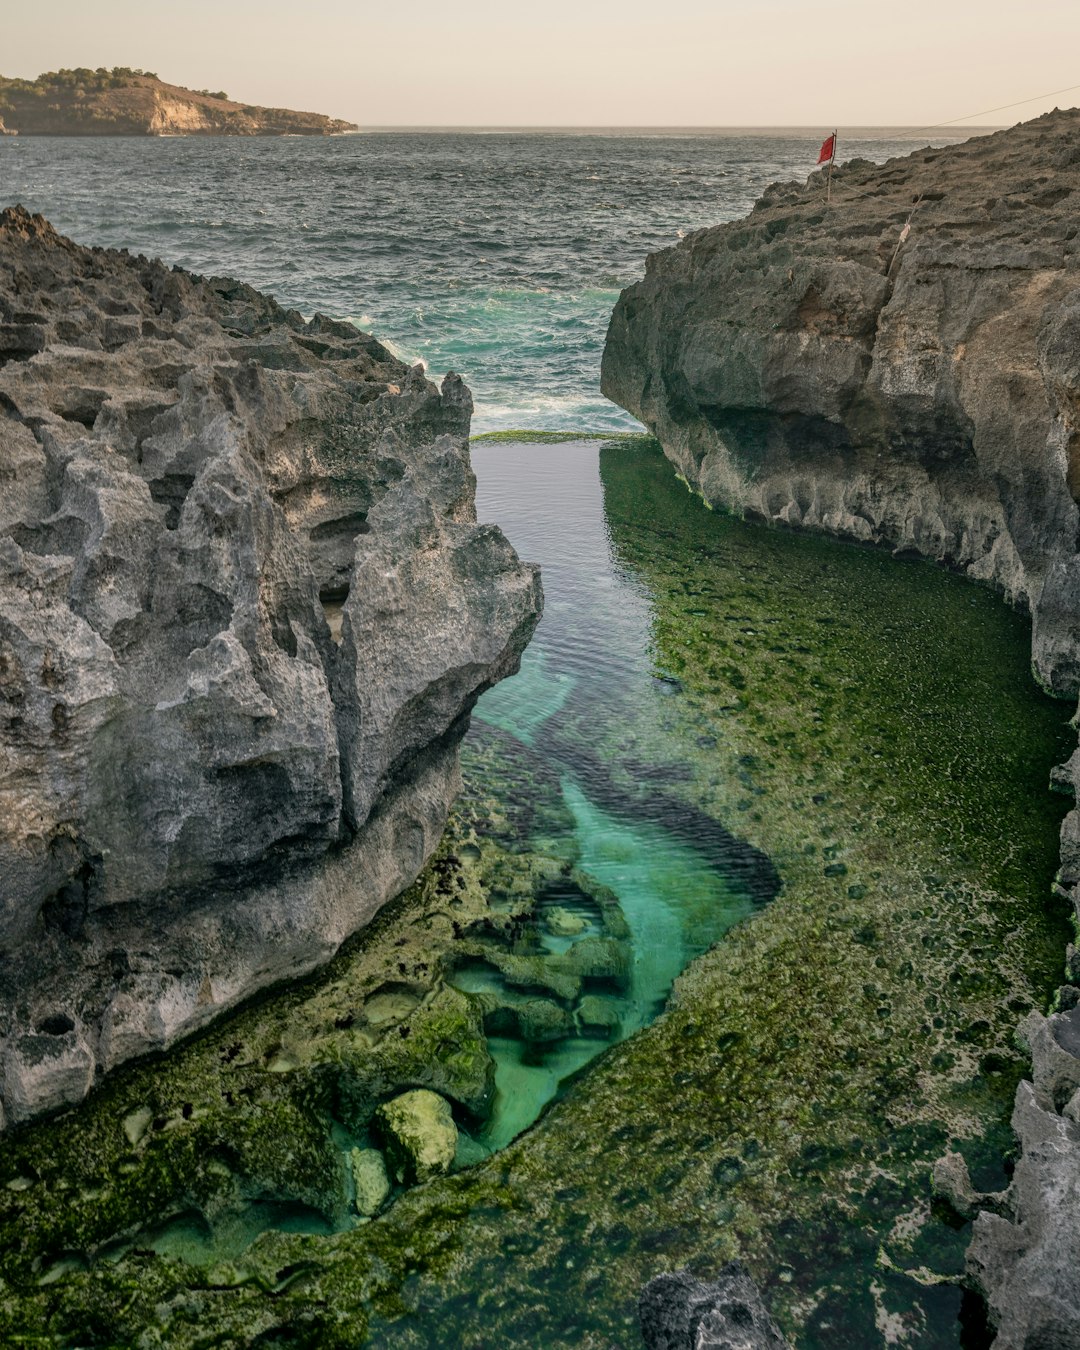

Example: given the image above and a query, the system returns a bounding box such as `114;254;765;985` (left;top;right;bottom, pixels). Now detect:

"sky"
5;0;1080;129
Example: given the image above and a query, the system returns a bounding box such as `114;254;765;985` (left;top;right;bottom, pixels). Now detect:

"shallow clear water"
2;129;968;431
453;440;770;1151
0;129;1067;1349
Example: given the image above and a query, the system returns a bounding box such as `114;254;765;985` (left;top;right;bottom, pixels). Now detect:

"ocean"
1;128;973;432
6;125;1059;1349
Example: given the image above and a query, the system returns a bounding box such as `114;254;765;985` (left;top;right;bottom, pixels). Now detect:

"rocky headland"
0;205;540;1129
603;109;1080;1345
0;68;357;136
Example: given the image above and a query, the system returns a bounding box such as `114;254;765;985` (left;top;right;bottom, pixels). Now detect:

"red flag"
817;133;836;165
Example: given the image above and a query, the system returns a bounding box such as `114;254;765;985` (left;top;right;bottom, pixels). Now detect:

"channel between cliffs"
602;109;1080;1345
0;206;542;1131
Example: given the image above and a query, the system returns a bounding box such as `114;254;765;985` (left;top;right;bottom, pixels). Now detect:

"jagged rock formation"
639;1265;792;1350
0;69;356;136
602;108;1080;696
603;109;1080;1346
0;206;541;1128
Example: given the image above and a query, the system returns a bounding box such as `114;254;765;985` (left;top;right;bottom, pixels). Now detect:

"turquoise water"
452;439;770;1151
1;129;969;431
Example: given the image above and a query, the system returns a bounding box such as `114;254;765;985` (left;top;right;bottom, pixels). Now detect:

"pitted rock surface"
602;108;1080;695
639;1264;792;1350
0;206;541;1127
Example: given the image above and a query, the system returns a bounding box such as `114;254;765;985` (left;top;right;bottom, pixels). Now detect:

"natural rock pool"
0;437;1071;1348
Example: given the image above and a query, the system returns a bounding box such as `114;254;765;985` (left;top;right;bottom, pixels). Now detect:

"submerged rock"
544;905;587;936
639;1264;792;1350
375;1088;458;1184
0;206;542;1128
349;1148;390;1217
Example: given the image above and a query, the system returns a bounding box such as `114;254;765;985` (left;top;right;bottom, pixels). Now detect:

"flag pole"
827;129;837;203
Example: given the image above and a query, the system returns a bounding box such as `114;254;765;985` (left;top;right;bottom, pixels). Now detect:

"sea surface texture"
3;128;967;431
3;130;1068;1350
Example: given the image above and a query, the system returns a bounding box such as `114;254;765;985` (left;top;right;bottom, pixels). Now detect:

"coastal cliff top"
660;105;1080;275
0;67;357;136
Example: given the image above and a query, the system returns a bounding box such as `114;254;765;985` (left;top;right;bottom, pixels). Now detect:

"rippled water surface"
1;129;1067;1350
3;128;967;430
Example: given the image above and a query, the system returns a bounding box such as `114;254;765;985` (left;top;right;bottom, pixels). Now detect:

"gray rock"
963;1017;1080;1349
602;109;1080;696
0;207;542;1127
603;112;1080;1345
639;1264;792;1350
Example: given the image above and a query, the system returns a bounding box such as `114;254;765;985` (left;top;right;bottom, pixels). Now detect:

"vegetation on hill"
0;69;354;135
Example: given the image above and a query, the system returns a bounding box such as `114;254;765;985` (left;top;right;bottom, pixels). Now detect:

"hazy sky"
6;0;1080;128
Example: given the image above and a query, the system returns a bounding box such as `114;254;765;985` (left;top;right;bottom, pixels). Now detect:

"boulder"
349;1147;391;1217
376;1089;458;1184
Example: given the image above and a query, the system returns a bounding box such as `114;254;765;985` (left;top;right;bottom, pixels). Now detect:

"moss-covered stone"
375;1091;458;1185
350;1148;391;1218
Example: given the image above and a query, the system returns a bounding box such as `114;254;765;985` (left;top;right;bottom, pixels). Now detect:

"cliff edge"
603;110;1080;1345
603;108;1080;695
0;206;541;1128
0;69;357;136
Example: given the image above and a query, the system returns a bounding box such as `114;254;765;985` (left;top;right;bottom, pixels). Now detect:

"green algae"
0;436;1073;1348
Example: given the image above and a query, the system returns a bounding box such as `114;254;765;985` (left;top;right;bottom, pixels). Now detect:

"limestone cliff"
603;109;1080;696
603;110;1080;1345
0;69;356;136
0;206;541;1128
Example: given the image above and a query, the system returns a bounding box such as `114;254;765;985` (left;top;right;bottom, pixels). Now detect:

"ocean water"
4;128;1064;1349
2;128;969;430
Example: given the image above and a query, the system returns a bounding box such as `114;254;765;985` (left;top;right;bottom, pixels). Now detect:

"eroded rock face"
602;108;1080;695
603;112;1080;1346
0;206;541;1128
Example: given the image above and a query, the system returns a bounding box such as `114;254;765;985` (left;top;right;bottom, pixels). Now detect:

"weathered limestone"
375;1088;458;1183
603;111;1080;1345
602;109;1080;695
639;1265;793;1350
0;206;542;1129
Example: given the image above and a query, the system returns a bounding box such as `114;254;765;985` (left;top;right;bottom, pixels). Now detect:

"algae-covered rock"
375;1089;458;1184
513;998;575;1043
564;935;632;987
365;985;496;1120
349;1148;390;1217
545;906;587;937
577;994;622;1038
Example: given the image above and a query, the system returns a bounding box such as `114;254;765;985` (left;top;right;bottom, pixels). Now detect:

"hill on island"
0;67;357;136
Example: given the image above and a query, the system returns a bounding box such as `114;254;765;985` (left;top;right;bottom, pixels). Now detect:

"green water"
453;779;759;1151
0;438;1071;1349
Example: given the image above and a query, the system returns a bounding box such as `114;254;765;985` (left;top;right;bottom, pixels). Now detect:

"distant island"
0;67;357;136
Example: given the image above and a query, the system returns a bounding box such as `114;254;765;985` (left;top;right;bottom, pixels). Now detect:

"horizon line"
351;122;1008;133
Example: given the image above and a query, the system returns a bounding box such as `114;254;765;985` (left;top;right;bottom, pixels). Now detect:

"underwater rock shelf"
603;109;1080;1345
1;434;1070;1348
